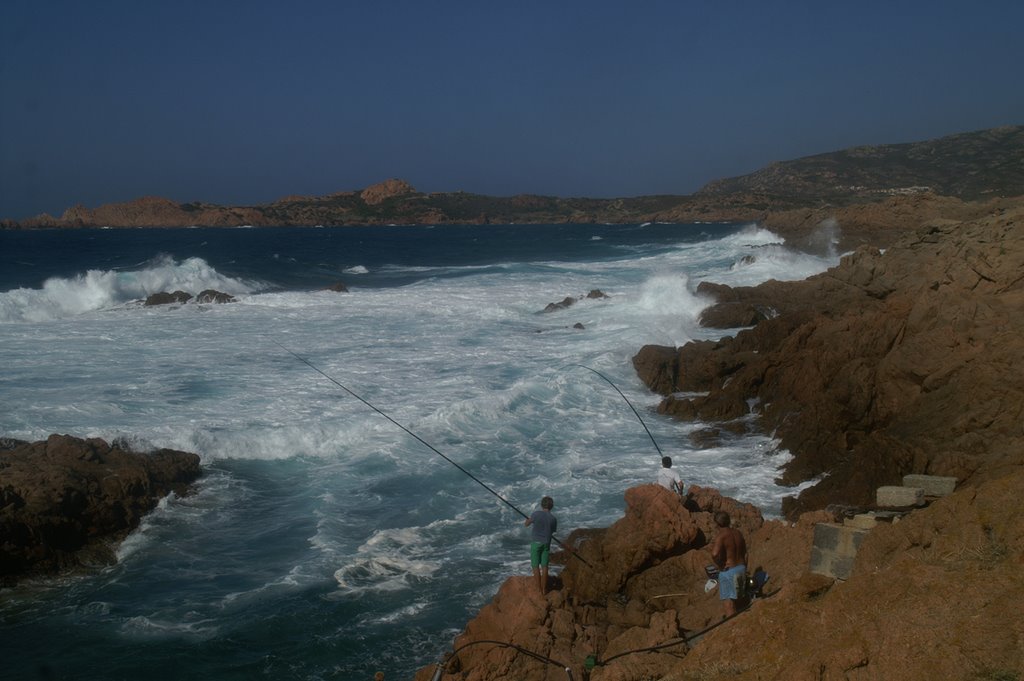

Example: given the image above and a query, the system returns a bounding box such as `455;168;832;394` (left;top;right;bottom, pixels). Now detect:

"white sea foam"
0;224;843;679
0;255;258;322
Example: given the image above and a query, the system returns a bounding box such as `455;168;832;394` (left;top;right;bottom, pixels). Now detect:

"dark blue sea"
0;222;838;679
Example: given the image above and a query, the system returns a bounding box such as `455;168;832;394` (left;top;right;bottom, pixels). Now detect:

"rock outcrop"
0;434;202;586
670;467;1024;680
416;194;1024;681
634;201;1024;517
416;484;821;681
417;472;1024;680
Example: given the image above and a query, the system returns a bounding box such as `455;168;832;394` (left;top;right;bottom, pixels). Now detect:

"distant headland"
3;125;1021;234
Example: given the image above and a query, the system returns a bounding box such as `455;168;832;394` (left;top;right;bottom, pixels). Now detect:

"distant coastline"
4;126;1021;237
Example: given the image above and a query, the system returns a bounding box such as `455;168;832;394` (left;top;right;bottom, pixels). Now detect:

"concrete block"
809;548;856;581
902;474;957;497
877;485;924;507
810;523;870;580
844;513;878;530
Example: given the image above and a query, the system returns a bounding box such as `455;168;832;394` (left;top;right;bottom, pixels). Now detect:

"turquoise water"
0;223;838;679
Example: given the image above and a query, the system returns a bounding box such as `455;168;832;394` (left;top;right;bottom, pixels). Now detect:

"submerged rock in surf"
195;289;236;303
541;289;609;313
143;289;236;306
144;290;193;306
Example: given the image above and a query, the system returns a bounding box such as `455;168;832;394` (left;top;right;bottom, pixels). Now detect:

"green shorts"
530;541;551;568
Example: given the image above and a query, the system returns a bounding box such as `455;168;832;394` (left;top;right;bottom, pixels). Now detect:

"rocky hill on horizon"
3;125;1021;230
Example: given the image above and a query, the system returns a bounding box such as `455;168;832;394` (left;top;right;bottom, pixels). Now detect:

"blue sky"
2;0;1022;220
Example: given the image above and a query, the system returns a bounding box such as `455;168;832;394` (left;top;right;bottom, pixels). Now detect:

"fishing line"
274;340;591;567
568;363;665;457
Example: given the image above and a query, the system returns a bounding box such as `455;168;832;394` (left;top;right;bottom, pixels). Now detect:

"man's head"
661;456;672;468
714;511;731;528
541;496;554;510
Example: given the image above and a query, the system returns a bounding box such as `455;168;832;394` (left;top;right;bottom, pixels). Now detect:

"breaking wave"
0;255;258;322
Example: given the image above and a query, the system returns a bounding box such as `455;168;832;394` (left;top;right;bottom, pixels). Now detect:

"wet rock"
195;289;236;303
144;290;193;306
0;434;201;586
634;205;1024;518
542;290;610;313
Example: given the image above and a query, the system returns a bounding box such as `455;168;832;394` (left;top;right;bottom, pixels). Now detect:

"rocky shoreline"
0;434;202;587
3;193;1021;677
416;196;1024;679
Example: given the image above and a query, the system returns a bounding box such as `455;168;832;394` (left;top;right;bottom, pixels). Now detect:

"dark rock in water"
324;282;349;293
572;322;585;330
195;289;236;304
542;290;609;313
0;434;202;586
543;296;577;312
144;290;193;306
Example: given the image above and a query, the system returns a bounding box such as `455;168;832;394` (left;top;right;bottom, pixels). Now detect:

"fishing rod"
274;340;591;567
569;363;665;457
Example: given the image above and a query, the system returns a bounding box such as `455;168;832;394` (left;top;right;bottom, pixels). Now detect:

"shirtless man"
710;511;747;617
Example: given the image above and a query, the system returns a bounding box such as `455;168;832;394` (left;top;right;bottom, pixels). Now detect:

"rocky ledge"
0;434;202;587
415;473;1023;680
416;197;1024;679
635;198;1024;517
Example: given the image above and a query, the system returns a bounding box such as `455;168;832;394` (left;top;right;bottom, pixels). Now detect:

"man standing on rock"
524;496;557;594
710;511;747;617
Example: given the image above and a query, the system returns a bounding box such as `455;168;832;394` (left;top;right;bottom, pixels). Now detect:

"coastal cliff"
415;197;1024;679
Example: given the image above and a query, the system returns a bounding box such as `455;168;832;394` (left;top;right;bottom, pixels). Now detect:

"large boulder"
0;434;201;586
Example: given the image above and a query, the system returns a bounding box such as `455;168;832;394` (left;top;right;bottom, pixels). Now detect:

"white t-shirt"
657;466;682;493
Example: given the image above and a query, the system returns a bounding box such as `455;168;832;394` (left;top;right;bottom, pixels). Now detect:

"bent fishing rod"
274;340;591;567
568;363;665;458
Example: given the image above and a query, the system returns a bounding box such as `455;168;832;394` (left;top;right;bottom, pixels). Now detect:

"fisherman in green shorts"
524;496;557;594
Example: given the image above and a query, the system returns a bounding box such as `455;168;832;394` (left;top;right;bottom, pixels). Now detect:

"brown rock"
360;178;417;205
635;203;1024;518
560;485;704;604
417;485;811;681
0;434;201;586
674;468;1024;679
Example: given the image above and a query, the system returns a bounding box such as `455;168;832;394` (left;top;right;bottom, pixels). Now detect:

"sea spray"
0;222;841;680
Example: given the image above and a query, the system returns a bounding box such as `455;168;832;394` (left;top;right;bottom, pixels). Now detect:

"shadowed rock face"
634;203;1024;517
0;434;201;586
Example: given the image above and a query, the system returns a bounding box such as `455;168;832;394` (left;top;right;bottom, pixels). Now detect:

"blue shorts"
530;542;551;568
718;564;746;600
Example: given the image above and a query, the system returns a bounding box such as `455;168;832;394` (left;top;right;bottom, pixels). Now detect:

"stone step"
902;474;957;497
876;485;925;508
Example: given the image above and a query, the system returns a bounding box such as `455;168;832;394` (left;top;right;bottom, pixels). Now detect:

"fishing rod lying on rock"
275;341;591;567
